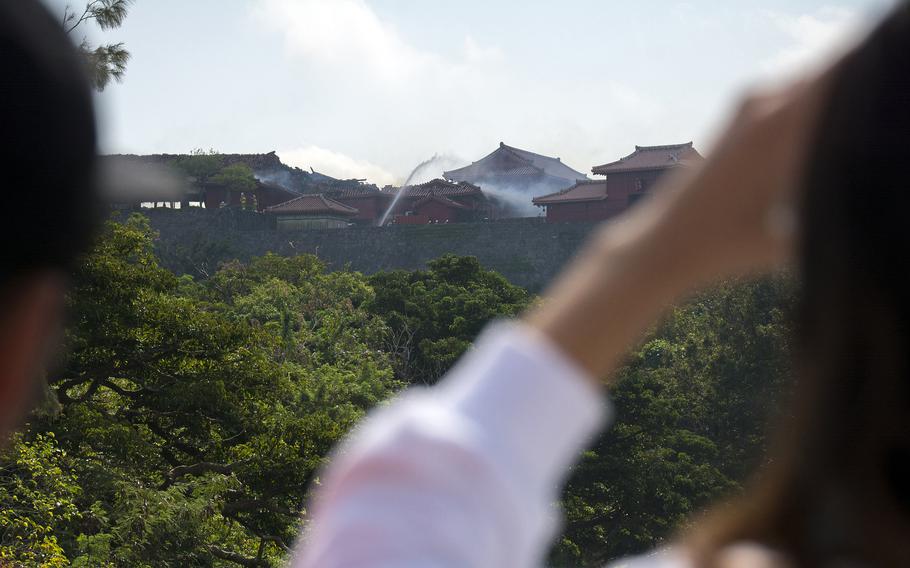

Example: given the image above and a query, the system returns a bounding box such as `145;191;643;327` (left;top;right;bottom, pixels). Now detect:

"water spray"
378;154;466;226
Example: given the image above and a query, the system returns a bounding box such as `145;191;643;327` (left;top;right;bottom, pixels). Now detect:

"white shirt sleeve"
291;321;611;568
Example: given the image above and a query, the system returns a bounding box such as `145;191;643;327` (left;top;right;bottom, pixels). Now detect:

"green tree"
37;216;398;566
174;149;223;183
3;211;795;567
63;0;135;91
366;254;532;384
211;164;257;195
552;278;794;566
0;433;81;567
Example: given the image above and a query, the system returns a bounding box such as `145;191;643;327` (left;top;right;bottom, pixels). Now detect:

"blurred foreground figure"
294;3;910;568
2;1;910;567
0;1;100;434
0;1;179;436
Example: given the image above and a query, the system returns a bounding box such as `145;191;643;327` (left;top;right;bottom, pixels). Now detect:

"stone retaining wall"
141;208;599;291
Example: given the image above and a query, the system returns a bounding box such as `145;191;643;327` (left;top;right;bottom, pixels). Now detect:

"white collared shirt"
291;322;693;568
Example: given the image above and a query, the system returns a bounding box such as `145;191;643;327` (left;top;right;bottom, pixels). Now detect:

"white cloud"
278;146;398;186
761;6;864;76
254;0;497;84
462;36;505;64
253;0;666;182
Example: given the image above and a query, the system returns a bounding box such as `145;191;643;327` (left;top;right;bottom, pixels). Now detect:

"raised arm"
528;76;829;381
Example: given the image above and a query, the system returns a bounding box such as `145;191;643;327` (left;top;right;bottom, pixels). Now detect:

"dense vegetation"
0;214;792;566
553;277;793;565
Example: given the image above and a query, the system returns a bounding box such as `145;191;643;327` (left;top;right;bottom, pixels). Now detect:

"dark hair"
0;0;100;286
692;3;910;566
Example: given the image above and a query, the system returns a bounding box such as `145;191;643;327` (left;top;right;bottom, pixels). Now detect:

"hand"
526;67;834;382
634;73;833;286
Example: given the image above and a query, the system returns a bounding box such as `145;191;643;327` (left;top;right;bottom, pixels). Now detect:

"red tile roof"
444;142;588;183
389;178;485;198
412;194;471;211
264;194;359;216
501;143;589;180
489;165;542;177
592;142;703;175
532;180;608;205
320;184;388;200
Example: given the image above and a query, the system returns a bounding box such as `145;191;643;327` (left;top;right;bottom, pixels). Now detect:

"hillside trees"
0;211;795;566
25;215;399;566
552;278;794;566
366;254;532;384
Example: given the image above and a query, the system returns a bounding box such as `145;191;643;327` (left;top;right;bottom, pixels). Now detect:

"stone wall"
141;208;599;291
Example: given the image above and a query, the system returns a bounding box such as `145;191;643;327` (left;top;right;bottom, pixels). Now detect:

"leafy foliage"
551;278;793;566
4;213;794;566
174;149;224;183
64;1;135;91
210;164;257;195
31;215;399;566
78;42;130;91
0;433;80;567
366;254;532;384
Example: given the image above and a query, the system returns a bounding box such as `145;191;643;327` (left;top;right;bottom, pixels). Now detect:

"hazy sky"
43;0;895;184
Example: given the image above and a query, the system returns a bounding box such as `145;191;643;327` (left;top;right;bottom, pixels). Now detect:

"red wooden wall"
544;170;667;223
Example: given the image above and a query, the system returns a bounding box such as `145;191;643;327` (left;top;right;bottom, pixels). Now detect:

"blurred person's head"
0;0;100;433
694;3;910;566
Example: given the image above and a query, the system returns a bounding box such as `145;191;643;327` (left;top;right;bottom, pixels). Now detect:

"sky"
43;0;896;185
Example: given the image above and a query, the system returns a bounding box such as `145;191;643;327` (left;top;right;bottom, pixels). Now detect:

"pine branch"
64;0;103;34
65;0;134;34
63;1;134;90
92;0;135;31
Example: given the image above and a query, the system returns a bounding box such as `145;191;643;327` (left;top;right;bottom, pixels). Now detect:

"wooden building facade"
202;181;299;212
318;185;391;225
264;194;359;230
534;142;703;223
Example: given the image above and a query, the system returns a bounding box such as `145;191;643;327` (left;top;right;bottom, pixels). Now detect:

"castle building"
317;185;390;226
443;142;588;210
256;178;493;226
532;180;611;223
384;179;494;225
534;142;703;223
264;194;359;230
202;180;298;211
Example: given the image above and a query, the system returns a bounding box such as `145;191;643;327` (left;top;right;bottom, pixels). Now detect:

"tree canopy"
367;254;532;384
210;164;257;194
551;278;793;565
174;149;224;183
0;213;794;566
6;215;399;565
